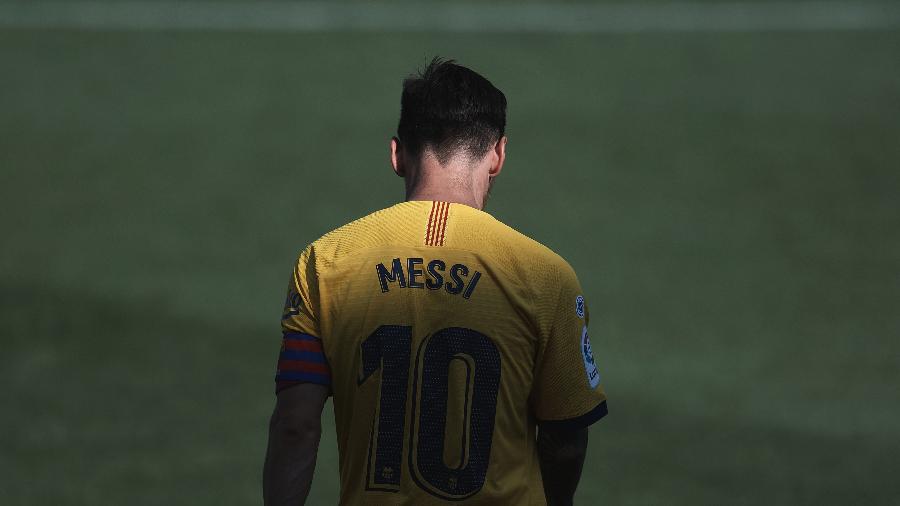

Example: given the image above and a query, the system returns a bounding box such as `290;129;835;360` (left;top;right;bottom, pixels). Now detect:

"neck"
403;155;485;210
406;187;482;209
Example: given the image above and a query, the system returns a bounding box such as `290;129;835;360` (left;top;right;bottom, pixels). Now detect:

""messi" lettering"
375;257;482;299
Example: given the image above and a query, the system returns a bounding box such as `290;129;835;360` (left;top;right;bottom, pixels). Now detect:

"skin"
537;425;590;506
263;384;329;506
263;137;589;505
390;136;507;210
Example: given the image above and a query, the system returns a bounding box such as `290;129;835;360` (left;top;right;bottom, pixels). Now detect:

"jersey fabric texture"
276;201;608;506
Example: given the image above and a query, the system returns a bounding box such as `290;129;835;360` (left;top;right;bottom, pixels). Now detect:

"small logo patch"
581;325;601;388
575;295;585;319
281;288;304;321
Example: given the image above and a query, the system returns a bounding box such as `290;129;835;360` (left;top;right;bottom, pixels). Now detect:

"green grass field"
2;6;899;505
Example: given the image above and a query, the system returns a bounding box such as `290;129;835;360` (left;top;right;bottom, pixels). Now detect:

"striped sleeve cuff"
275;331;331;393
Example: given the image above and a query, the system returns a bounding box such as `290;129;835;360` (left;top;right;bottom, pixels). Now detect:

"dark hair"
397;57;507;164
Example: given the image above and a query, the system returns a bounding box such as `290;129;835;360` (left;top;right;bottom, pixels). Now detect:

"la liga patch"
581;325;601;388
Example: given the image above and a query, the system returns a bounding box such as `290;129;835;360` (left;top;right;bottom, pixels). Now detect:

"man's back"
278;201;608;505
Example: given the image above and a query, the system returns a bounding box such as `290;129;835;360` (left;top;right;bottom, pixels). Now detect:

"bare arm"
537;425;589;506
263;383;330;506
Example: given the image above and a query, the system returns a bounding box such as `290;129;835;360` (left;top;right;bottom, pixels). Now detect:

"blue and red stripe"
275;331;331;392
279;349;328;363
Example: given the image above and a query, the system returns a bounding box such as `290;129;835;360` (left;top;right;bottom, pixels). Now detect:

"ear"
489;136;507;177
390;137;405;177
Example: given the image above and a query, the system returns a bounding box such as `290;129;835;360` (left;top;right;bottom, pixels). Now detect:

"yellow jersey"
276;201;607;505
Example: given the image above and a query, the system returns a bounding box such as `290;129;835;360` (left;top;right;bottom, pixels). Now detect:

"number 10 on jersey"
358;325;501;500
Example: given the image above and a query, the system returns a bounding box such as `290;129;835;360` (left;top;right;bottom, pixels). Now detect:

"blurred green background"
2;1;899;504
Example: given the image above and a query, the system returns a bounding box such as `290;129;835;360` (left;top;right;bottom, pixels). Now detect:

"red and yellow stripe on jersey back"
425;200;450;246
277;201;607;506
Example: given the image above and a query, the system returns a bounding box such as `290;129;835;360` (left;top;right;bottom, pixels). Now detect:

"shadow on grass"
1;283;895;505
585;394;898;505
0;282;281;505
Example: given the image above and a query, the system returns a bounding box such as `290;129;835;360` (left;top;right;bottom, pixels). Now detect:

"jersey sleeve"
531;263;608;428
275;245;332;394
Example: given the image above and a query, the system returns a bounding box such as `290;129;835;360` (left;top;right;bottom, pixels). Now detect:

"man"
264;58;608;506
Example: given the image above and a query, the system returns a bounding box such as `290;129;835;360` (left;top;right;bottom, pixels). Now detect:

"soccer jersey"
276;201;607;505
